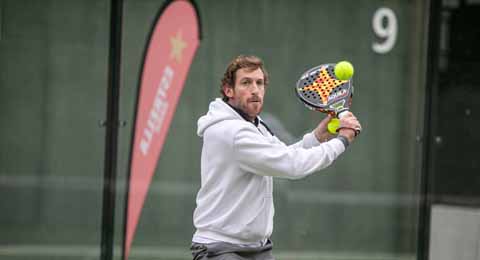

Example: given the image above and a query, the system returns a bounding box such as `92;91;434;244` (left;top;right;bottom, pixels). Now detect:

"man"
191;55;362;260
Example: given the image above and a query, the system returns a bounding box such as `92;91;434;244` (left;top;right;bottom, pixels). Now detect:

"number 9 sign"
372;7;397;54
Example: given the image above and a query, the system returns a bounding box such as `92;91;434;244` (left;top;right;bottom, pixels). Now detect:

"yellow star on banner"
170;30;187;63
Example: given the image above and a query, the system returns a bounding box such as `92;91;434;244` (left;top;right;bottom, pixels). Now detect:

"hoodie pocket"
221;197;272;241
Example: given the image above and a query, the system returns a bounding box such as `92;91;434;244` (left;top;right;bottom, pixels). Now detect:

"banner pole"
100;0;123;259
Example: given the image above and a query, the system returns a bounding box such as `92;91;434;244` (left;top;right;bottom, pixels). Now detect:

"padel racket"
295;63;357;134
295;63;353;117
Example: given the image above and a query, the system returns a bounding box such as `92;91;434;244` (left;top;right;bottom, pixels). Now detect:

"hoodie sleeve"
288;131;321;149
233;125;345;180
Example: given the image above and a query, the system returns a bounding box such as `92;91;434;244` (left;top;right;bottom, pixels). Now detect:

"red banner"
124;0;200;259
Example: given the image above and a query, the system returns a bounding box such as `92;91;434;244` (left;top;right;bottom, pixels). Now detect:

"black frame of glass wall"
418;0;480;259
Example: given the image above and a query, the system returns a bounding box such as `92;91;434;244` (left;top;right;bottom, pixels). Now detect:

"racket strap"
336;127;360;137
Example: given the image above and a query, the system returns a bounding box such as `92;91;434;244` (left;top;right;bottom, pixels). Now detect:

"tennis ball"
334;61;354;80
327;118;340;134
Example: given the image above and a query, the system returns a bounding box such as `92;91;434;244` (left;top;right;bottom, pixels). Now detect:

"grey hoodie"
192;98;346;245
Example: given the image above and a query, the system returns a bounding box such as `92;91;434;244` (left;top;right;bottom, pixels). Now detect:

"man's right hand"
337;112;362;144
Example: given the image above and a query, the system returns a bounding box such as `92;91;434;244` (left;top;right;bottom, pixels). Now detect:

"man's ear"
223;84;234;99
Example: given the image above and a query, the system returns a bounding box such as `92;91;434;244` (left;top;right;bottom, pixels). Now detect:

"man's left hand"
314;114;336;142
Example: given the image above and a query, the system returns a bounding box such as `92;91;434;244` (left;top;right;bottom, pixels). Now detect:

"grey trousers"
190;240;275;260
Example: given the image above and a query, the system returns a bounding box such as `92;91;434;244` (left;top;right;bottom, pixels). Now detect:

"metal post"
100;0;123;259
417;0;441;259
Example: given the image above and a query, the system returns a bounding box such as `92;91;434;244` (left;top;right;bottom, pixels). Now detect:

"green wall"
0;0;428;259
0;0;109;250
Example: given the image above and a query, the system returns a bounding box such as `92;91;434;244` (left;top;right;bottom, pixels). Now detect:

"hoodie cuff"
303;131;322;148
335;135;349;149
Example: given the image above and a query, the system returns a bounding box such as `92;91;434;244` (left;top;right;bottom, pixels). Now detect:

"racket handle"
337;110;349;118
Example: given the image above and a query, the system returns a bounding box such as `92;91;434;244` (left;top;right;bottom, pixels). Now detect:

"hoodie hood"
197;98;244;137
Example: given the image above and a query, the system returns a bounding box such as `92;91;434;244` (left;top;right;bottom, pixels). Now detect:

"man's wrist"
314;130;322;142
314;130;334;143
338;128;356;143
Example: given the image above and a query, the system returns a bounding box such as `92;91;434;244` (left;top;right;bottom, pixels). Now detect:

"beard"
240;98;263;120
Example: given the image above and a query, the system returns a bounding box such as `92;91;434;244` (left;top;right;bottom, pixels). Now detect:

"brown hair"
220;55;269;101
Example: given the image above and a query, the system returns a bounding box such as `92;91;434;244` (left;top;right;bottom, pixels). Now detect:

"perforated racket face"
295;64;353;115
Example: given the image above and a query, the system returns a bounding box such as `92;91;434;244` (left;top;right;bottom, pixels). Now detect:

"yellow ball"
334;61;354;80
327;118;340;134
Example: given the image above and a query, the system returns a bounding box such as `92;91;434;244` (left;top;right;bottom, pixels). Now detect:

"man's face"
225;68;265;121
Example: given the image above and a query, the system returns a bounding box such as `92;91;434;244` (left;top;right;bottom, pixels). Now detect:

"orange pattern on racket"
295;63;354;117
298;66;348;105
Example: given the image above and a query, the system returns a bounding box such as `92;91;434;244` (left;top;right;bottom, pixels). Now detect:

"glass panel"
0;0;110;259
118;1;428;260
427;3;480;260
430;4;480;206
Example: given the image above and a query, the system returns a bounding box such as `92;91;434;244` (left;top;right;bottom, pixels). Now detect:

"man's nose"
250;82;260;93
